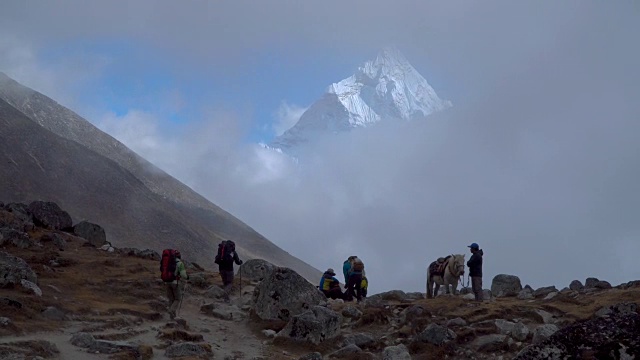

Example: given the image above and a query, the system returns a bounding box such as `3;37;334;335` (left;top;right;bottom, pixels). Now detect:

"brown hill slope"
0;93;319;281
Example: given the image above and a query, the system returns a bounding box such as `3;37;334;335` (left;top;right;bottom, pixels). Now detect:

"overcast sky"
1;1;639;293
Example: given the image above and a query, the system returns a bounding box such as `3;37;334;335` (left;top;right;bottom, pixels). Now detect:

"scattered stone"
495;319;529;341
117;248;160;260
262;329;277;338
382;344;411;360
515;313;640;359
462;293;475;300
533;309;557;324
367;290;407;302
533;286;557;298
0;252;37;287
20;279;42;296
41;307;66;321
595;302;638;317
204;285;226;299
491;274;523;297
416;323;456;345
0;317;11;326
28;201;72;231
327;344;362;358
544;292;558;300
72;221;106;247
298;353;323;360
447;318;467;327
71;332;96;348
188;273;211;289
517;288;534;300
482;289;493;300
239;259;276;281
532;324;559;344
473;334;509;352
342;333;375;348
341;305;363;319
584;277;600;288
200;303;245;321
594;280;612;289
0;228;32;248
400;304;428;326
0;297;22;309
277;306;341;344
569;280;584;291
253;267;326;321
404;292;425;300
164;342;212;358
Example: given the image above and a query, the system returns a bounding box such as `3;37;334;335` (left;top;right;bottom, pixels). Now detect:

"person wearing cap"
319;268;344;300
466;243;484;301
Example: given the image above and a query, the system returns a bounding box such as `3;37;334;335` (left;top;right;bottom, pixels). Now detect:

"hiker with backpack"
343;256;356;284
160;249;189;320
346;257;365;302
214;240;243;302
319;268;344;300
467;243;484;301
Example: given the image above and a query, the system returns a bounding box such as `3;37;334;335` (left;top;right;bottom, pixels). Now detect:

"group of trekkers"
159;240;242;320
319;256;368;302
159;239;483;319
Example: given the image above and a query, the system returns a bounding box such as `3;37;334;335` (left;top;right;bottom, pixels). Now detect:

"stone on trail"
382;344;412;360
276;305;341;344
491;274;522;297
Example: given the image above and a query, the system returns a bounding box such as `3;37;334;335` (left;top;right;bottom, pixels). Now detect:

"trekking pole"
239;266;243;298
177;282;188;317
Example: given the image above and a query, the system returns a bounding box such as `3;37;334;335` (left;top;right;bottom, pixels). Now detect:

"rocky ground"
1;200;639;359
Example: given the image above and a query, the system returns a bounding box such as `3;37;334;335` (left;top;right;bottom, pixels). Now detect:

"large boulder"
252;267;326;321
569;280;584;291
416;323;457;345
73;221;106;247
533;286;558;298
491;274;522;297
532;324;559;344
28;201;72;230
239;258;276;281
0;228;32;249
515;313;640;359
0;252;37;288
276;306;341;344
367;290;407;302
1;203;34;231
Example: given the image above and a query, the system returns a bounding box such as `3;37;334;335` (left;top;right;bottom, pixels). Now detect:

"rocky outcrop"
73;221;107;247
367;290;407;302
239;258;276;281
2;202;35;231
491;274;522;297
252;267;326;321
0;252;37;287
117;248;160;260
28;201;73;231
164;342;212;358
533;286;557;298
515;312;640;359
532;324;559;344
277;306;341;344
0;228;32;248
595;302;638;317
495;319;530;341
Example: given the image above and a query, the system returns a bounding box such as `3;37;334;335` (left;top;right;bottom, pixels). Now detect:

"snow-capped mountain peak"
271;47;451;153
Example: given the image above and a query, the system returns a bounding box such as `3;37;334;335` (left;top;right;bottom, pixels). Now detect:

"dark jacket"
217;251;242;272
467;249;484;277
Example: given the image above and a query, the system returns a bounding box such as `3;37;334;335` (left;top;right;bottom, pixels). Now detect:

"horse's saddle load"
429;255;452;277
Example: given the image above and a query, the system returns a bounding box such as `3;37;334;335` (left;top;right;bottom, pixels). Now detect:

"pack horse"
426;254;466;298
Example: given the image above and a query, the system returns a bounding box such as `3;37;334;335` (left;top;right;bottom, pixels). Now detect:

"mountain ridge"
0;73;321;282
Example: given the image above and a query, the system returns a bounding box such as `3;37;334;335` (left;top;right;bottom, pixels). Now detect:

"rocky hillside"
1;203;639;359
0;87;320;282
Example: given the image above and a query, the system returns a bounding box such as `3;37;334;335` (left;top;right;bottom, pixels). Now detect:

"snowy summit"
271;47;451;153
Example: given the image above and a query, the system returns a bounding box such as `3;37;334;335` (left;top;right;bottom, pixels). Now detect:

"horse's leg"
426;272;432;299
452;278;458;295
434;283;440;298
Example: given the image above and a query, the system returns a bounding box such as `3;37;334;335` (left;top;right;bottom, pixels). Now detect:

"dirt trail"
0;289;267;360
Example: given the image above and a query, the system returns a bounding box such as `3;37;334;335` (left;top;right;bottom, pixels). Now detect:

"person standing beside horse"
467;243;484;301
